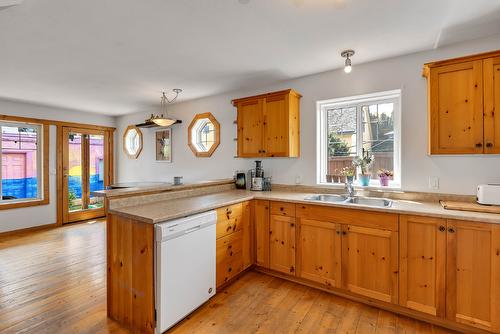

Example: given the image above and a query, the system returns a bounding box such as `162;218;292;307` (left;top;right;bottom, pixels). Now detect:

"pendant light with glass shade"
136;89;183;128
341;50;355;73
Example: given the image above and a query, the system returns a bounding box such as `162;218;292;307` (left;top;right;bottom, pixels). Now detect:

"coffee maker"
249;161;271;191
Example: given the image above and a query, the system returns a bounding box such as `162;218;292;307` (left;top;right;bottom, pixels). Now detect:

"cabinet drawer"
216;230;243;264
216;251;243;288
216;215;243;239
270;201;296;217
217;203;243;222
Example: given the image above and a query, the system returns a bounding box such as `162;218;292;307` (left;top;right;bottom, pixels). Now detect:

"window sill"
317;182;402;192
0;198;49;210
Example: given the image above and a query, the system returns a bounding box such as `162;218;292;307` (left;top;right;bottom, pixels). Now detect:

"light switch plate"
429;176;439;190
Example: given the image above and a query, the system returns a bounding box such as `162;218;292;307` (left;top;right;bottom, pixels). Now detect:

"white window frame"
0;120;44;203
316;89;401;189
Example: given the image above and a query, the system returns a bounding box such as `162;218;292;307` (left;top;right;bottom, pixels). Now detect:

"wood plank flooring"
0;221;458;334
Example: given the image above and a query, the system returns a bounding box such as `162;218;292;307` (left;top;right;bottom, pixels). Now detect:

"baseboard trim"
0;223;57;237
254;267;489;334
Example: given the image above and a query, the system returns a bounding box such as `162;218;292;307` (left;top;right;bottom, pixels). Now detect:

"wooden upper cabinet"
232;89;301;158
424;50;500;154
446;220;500;332
484;56;500;154
399;215;447;318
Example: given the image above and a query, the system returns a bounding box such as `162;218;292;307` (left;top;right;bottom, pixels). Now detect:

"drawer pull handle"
439;225;446;232
448;227;456;233
280;207;284;211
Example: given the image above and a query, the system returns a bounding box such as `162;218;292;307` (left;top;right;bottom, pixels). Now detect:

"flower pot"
326;174;333;183
379;175;390;186
358;174;371;186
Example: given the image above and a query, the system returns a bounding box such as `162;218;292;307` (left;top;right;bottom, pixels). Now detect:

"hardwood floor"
0;220;127;334
0;221;458;334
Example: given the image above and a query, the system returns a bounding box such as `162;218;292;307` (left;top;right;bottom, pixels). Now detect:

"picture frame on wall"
155;128;172;162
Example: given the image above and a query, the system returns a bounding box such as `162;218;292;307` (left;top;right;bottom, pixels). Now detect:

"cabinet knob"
342;231;347;235
336;231;341;235
439;225;446;232
448;227;456;233
486;142;493;148
475;143;483;148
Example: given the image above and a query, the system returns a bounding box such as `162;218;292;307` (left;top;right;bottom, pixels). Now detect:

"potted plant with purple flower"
352;149;374;186
377;169;393;187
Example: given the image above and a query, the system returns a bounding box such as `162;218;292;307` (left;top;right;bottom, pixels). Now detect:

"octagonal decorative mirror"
123;125;143;159
188;112;220;157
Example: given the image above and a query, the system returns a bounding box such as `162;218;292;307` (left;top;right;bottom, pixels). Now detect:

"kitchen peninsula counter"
109;189;500;225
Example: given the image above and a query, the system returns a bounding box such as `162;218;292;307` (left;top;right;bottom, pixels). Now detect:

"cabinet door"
342;224;398;303
399;215;446;317
429;60;484;154
484;56;500;154
269;215;296;275
216;230;244;288
241;201;253;269
254;200;270;268
263;94;289;157
446;220;500;332
237;99;264;157
297;219;341;288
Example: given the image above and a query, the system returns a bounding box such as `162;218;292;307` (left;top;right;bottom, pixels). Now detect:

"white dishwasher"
155;211;217;333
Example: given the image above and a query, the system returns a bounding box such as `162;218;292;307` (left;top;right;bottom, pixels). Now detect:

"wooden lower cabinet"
446;220;500;332
297;218;341;288
399;215;447;317
215;201;251;288
269;214;296;275
254;200;270;268
342;224;399;304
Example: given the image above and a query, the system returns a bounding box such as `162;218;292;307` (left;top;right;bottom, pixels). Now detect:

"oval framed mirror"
123;125;143;159
188;112;220;157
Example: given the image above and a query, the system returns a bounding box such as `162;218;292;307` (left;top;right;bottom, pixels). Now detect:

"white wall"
117;35;500;195
0;99;115;233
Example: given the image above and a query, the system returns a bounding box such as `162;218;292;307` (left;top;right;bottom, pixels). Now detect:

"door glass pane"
361;103;395;179
326;107;357;182
68;132;83;212
1;125;39;200
89;134;104;209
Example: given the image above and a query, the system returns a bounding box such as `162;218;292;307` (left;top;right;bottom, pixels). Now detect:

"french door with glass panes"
62;127;110;223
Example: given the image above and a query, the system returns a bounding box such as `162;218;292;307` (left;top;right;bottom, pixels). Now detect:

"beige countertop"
93;179;234;198
109;189;500;225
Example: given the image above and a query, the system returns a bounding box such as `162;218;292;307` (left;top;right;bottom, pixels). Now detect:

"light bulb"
344;65;352;73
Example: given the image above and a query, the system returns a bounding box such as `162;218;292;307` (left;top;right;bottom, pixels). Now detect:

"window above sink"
316;90;401;189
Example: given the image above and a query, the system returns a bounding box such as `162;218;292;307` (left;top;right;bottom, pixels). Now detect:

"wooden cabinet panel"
296;204;398;231
233;89;301;158
342;224;398;304
263;94;289;157
399;215;446;317
484;56;500;153
237;99;264;157
216;250;244;288
241;201;253;269
427;60;484;154
297;218;341;288
216;203;243;222
446;220;500;332
254;200;270;268
269;215;296;275
270;201;296;217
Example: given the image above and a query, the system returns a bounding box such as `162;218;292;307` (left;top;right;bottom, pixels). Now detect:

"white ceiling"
1;0;500;115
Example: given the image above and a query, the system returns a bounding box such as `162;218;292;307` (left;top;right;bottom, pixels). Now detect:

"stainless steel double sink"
304;194;393;208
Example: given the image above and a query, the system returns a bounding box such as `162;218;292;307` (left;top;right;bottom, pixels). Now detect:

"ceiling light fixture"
136;89;183;128
341;50;355;73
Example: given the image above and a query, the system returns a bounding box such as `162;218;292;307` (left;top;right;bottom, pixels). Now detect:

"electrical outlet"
429;176;439;190
295;175;301;184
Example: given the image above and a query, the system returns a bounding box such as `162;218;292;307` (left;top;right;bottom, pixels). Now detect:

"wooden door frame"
57;125;114;225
